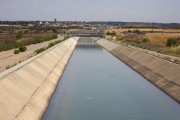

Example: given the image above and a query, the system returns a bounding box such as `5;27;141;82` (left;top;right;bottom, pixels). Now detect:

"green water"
43;38;180;120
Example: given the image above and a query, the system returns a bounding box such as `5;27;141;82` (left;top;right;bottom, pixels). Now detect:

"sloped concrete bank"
0;37;79;120
92;37;180;104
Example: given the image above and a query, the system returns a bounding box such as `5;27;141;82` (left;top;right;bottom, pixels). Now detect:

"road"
0;35;64;73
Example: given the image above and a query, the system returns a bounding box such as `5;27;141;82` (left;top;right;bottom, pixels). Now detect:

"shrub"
24;30;29;34
151;30;153;33
133;29;140;33
14;50;20;54
128;30;132;32
106;32;116;35
19;46;27;52
16;33;23;39
143;38;148;43
167;38;177;46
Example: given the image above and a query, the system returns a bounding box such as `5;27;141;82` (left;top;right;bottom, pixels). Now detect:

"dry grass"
146;33;180;46
105;29;180;46
0;34;50;43
105;29;180;36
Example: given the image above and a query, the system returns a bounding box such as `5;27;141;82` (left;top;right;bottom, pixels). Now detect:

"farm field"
146;33;180;46
105;29;180;35
105;29;180;46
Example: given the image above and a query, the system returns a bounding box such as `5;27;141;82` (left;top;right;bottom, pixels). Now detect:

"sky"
0;0;180;23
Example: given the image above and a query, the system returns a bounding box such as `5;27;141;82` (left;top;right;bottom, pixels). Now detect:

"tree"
52;28;57;33
44;28;48;33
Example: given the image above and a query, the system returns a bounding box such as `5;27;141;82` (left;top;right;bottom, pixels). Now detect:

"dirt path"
0;35;64;73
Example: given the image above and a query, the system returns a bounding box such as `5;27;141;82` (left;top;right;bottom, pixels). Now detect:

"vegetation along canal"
43;37;180;120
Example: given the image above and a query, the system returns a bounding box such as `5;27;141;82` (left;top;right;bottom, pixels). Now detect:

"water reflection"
75;37;103;51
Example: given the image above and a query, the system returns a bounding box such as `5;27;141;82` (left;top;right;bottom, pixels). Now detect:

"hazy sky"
0;0;179;23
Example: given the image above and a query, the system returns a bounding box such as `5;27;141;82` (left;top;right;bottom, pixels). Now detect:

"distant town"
0;19;180;30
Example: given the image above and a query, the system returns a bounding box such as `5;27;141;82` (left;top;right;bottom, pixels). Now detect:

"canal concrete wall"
0;37;78;120
92;37;180;104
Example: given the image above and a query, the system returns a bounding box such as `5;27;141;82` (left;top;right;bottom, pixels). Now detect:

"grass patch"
35;36;70;55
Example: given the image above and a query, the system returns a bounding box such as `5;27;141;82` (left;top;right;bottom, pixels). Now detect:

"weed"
164;56;171;61
19;60;22;63
6;63;17;70
174;59;180;63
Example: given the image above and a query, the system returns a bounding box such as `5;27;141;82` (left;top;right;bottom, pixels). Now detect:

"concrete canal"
43;37;180;120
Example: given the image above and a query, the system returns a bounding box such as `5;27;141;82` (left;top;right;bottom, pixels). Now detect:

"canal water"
43;38;180;120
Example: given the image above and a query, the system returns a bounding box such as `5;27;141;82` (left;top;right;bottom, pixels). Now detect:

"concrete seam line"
0;39;69;80
15;39;77;119
0;104;15;118
0;86;25;106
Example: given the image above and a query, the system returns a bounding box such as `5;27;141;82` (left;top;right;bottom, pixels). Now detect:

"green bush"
143;38;148;43
16;33;23;39
167;38;177;46
14;50;20;54
19;46;27;52
128;30;132;32
133;29;140;33
106;32;116;35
